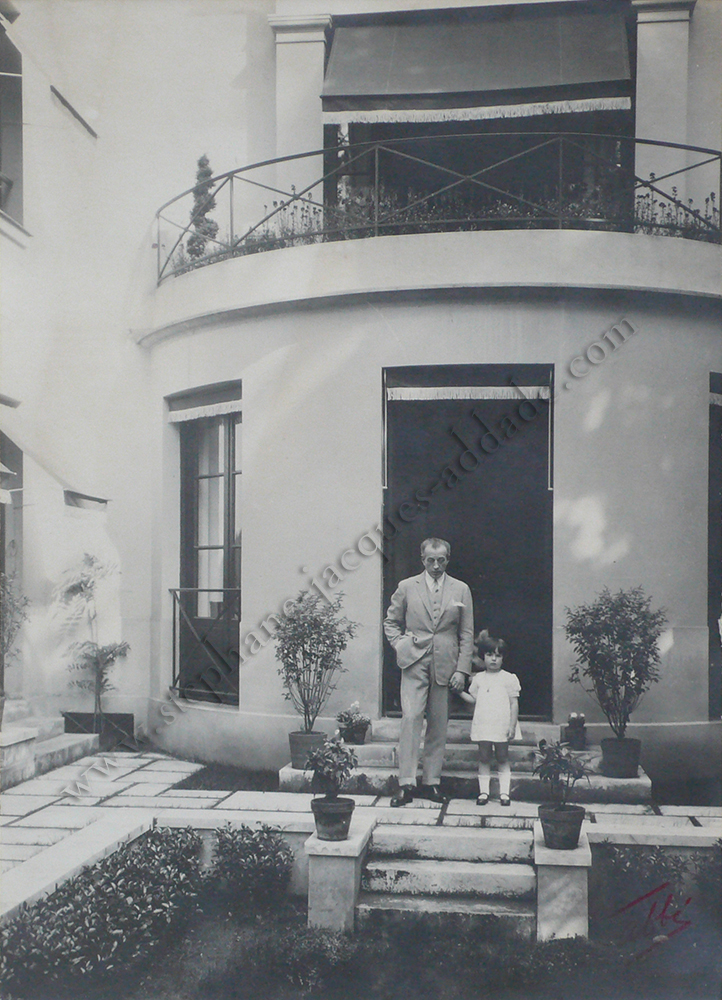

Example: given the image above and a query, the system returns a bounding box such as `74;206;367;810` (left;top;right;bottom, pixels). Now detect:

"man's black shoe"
421;784;446;803
390;786;415;807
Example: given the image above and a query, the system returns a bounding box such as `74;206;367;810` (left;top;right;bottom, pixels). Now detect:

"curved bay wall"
141;231;722;781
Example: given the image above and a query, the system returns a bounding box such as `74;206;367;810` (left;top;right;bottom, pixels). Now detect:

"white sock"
498;762;511;797
478;763;491;795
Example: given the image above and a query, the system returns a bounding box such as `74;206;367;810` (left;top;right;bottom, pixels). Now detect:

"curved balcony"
155;132;721;285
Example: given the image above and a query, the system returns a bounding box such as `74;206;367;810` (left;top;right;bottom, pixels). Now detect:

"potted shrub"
305;736;358;841
274;591;358;768
565;586;667;778
533;739;591;850
53;554;133;750
336;701;371;744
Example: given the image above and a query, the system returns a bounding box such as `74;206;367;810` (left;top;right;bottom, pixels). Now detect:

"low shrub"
691;839;722;926
210;823;293;911
0;826;203;998
590;841;700;945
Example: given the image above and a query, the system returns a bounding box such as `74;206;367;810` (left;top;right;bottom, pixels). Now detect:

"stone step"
352;741;537;768
369;824;533;863
362;858;536;900
34;733;99;776
279;762;651;803
371;718;560;744
356;892;535;940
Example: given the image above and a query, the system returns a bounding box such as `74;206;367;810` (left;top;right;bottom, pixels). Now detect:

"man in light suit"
384;537;474;806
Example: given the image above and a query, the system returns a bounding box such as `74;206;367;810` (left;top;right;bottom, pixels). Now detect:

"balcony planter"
600;736;642;778
306;737;358;841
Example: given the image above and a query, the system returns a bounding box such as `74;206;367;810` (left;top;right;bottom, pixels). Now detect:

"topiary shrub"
0;826;203;997
211;824;293;911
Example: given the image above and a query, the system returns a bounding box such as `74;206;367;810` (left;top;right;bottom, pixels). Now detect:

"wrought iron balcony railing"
155;133;721;283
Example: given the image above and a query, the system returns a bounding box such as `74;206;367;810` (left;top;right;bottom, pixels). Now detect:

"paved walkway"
0;752;722;873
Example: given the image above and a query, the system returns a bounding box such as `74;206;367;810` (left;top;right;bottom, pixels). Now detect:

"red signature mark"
615;882;693;960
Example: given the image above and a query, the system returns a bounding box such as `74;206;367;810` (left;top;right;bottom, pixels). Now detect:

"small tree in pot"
565;586;667;777
533;739;592;849
305;737;358;840
274;591;358;768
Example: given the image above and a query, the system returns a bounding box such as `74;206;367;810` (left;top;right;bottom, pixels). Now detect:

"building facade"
2;0;720;789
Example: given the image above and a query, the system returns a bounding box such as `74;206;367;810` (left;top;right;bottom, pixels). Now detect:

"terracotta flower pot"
600;737;641;778
311;796;355;841
288;730;327;770
538;803;585;850
340;723;369;745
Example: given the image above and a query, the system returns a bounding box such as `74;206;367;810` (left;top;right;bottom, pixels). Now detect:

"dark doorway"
382;365;553;719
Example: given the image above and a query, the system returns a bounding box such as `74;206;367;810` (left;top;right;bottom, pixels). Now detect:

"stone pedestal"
534;821;592;941
305;812;376;932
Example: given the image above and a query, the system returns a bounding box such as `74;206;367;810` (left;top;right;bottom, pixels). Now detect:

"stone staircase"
1;699;99;790
357;821;536;939
280;718;652;804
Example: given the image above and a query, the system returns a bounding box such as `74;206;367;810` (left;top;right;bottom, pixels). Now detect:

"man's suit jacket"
384;573;474;686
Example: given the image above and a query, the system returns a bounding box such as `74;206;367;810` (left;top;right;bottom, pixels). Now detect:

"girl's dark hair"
476;629;507;655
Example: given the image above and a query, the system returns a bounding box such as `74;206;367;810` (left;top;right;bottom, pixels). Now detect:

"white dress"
469;669;521;743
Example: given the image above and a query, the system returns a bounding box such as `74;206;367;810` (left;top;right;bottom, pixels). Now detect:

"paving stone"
371;809;439;826
585;803;656;814
123;770;195;784
103;796;218;809
1;796;62;815
696;817;722;829
14;806;104;828
446;799;540;817
154;808;316;832
0;827;67;846
659;806;722;817
3;779;77;796
588;814;693;828
220;791;315;811
0;816;14;825
0;843;45;861
114;783;178;797
61;778;139;796
140;760;203;773
161;788;232;798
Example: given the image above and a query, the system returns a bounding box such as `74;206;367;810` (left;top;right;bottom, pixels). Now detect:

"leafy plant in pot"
305;736;358;840
336;701;371;744
565;587;667;778
274;591;358;768
52;554;132;750
533;739;592;850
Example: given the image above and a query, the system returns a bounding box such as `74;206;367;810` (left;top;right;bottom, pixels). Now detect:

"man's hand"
449;671;466;694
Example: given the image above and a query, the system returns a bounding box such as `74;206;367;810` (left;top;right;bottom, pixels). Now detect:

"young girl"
459;630;520;806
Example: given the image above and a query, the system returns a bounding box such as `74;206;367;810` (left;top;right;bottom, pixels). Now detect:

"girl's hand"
507;727;516;741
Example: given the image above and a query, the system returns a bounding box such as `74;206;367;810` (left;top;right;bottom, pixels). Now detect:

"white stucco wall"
142;255;721;779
